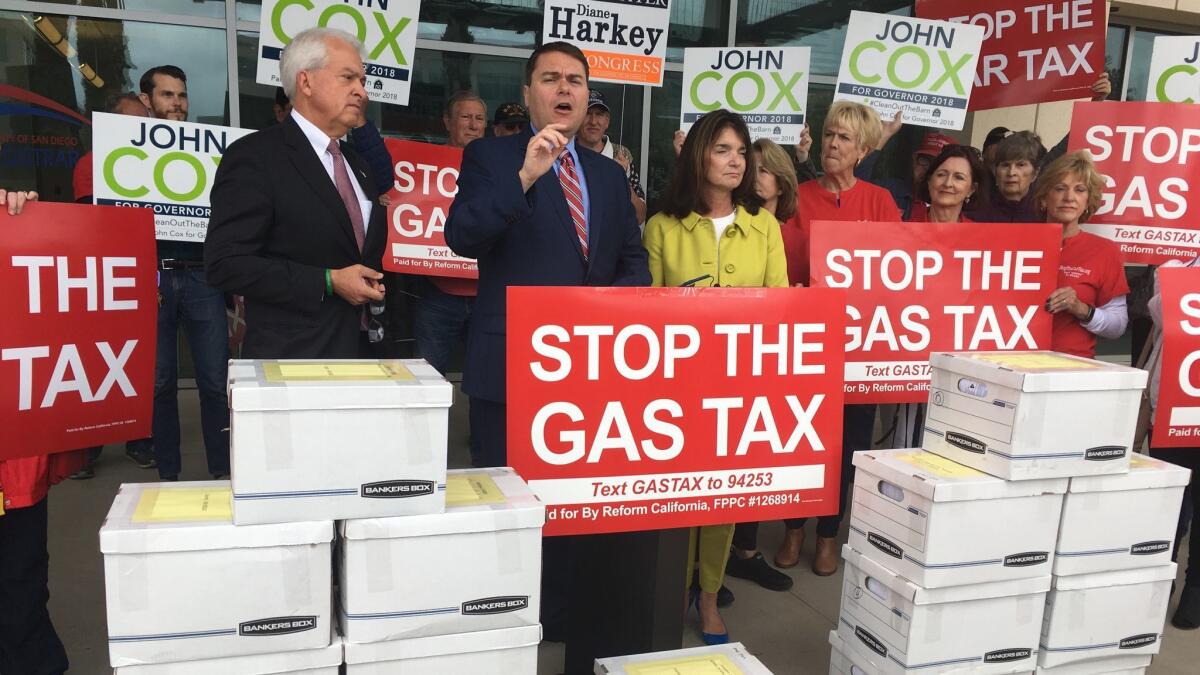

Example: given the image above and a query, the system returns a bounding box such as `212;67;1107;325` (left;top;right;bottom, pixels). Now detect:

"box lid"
593;642;772;674
930;351;1148;393
228;359;453;412
1068;453;1192;494
99;482;332;554
843;545;1051;605
342;624;540;663
1052;562;1177;591
852;449;1067;502
114;637;341;673
340;468;545;539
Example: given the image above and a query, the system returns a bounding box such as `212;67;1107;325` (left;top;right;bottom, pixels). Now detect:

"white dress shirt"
291;109;373;232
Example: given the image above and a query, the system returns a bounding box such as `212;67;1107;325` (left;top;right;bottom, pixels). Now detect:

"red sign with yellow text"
1069;101;1200;265
1152;265;1200;448
916;0;1106;110
0;202;157;459
382;138;476;278
507;287;845;536
809;221;1060;404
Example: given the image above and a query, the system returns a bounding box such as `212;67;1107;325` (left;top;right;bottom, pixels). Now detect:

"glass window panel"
736;1;911;77
1125;27;1179;102
41;0;225;19
1105;24;1128;101
666;0;731;63
0;10;229;199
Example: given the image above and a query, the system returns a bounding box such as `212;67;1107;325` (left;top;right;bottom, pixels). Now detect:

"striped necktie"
557;149;588;260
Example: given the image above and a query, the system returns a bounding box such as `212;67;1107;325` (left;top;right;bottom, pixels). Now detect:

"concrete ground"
49;387;1197;673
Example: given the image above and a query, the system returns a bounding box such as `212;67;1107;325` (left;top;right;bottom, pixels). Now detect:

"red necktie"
328;139;366;253
558;150;588;260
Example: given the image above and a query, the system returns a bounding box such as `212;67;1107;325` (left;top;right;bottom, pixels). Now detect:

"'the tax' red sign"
1152;265;1200;448
809;221;1061;404
383;138;477;278
1069;101;1200;265
507;287;846;536
916;0;1106;110
0;202;157;459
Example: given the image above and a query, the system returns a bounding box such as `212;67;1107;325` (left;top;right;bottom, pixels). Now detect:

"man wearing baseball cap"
492;102;528;137
578;88;646;223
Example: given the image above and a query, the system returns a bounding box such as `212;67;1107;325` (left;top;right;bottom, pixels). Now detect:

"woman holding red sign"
644;109;787;645
782;102;900;577
907;145;985;224
0;189;85;675
1034;151;1129;358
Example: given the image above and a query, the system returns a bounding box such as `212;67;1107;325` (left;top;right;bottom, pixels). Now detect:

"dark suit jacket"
205;116;386;359
445;128;650;403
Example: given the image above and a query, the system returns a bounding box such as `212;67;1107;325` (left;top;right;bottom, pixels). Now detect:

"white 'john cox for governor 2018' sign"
1147;35;1200;103
257;0;421;106
91;113;251;243
681;47;811;145
835;10;984;131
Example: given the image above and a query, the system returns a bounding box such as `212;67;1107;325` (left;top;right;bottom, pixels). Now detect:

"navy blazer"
445;127;650;403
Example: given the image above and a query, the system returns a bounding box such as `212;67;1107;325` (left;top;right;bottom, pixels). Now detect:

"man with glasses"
206;28;388;360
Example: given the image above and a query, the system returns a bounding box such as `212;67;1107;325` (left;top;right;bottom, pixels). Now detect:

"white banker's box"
343;624;540;673
1034;653;1152;674
228;359;452;525
113;639;342;674
339;468;544;643
848;449;1066;587
923;351;1146;480
594;643;772;674
838;546;1048;674
1039;564;1175;667
100;482;332;667
1055;454;1190;575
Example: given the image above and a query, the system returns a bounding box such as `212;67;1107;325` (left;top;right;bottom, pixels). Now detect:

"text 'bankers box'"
228;359;452;525
923;351;1146;480
100;482;332;667
848;449;1066;588
339;467;544;643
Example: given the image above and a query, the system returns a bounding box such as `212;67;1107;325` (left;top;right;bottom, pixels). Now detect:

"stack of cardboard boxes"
100;359;545;674
830;351;1188;674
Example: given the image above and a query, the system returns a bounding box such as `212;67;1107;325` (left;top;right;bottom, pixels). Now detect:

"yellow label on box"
446;473;506;506
264;361;415;382
1130;453;1155;469
624;654;743;675
971;353;1100;371
893;451;985;478
132;487;232;523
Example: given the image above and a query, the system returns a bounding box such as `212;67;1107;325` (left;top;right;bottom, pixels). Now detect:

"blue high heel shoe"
687;589;730;645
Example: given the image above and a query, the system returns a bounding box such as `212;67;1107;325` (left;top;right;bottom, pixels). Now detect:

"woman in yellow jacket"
644;109;787;644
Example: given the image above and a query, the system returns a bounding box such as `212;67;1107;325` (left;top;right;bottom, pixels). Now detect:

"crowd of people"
1;25;1197;674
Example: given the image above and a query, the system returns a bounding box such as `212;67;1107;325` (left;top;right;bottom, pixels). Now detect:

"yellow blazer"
643;205;788;288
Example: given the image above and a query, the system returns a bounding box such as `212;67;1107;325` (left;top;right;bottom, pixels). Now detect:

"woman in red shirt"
780;102;900;577
1034;152;1129;358
907;145;984;223
788;101;901;287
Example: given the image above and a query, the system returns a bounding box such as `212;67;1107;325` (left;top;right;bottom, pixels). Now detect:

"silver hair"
279;27;367;100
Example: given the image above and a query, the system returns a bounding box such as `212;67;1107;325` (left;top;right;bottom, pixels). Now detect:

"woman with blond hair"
780;101;900;577
644;109;786;644
1035;151;1128;358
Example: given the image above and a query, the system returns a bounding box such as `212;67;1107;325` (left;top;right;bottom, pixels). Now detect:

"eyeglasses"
367;300;385;343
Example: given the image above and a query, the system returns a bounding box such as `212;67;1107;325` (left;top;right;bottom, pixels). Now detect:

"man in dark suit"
206;27;386;360
445;42;650;469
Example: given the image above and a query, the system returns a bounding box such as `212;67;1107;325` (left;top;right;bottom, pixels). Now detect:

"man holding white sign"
136;65;231;483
